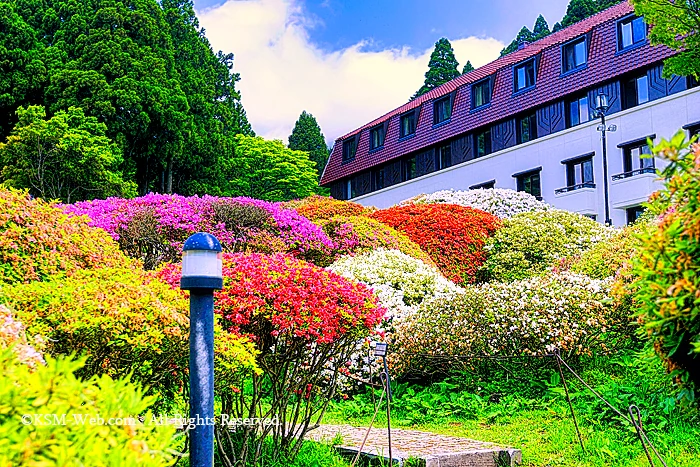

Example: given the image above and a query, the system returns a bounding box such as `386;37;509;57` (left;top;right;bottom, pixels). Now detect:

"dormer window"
400;111;416;138
514;59;536;92
472;78;491;109
433;96;452;125
370;125;385;150
342;138;357;162
563;37;587;72
618;16;646;50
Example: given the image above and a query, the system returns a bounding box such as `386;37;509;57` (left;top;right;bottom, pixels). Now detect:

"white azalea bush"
390;272;627;376
0;304;44;368
327;248;463;387
403;188;550;219
483;209;614;282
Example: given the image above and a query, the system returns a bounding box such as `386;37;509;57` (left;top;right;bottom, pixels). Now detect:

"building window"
517;113;537;144
556;154;594;194
400;111;416;138
437;144;451;170
613;138;655;179
689;76;699;89
568;95;591;127
626;206;645;225
514;59;536;92
472;79;491;109
345;179;356;199
684;122;700;141
342;139;356;162
403;156;417;181
563;38;587;72
370;125;385;150
475;129;492;158
514;168;542;198
618;16;646;50
470;180;496;190
622;73;649;109
433;96;452;124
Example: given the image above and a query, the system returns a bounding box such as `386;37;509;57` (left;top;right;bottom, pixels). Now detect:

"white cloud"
197;0;504;146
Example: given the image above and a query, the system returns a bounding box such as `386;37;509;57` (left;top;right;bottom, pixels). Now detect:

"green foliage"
412;38;461;99
0;350;179;466
288;111;329;180
632;0;700;78
571;216;655;279
483;209;612;282
631;131;700;397
561;0;599;27
391;273;625;376
0;186;129;284
218;135;319;201
0;106;136;202
461;60;475;74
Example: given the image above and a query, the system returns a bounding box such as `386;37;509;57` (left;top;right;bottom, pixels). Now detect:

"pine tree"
553;22;563;33
500;26;536;56
532;14;551;39
561;0;598;28
462;60;475;74
412;38;461;99
288;111;329;180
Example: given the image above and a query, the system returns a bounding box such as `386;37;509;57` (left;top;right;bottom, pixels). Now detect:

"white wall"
351;87;700;226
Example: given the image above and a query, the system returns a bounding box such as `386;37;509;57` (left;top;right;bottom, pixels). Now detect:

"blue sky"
194;0;570;143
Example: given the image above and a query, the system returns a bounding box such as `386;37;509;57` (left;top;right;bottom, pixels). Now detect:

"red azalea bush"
283;195;369;222
370;204;501;285
157;253;384;464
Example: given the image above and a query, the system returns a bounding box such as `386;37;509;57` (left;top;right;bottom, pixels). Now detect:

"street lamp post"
374;342;393;464
180;233;223;467
595;93;617;226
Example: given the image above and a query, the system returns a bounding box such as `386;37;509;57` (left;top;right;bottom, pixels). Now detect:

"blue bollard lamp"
180;232;222;467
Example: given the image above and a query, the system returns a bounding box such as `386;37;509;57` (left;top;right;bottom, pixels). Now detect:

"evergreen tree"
561;0;598;27
552;22;563;33
500;26;536;56
288;111;328;180
462;60;475;74
412;38;461;99
532;14;551;39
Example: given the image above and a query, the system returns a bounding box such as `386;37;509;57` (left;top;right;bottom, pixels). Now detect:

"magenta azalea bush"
64;194;333;268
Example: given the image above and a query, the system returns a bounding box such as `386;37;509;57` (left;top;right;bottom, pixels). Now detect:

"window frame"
622;72;650;109
433;95;453;125
567;95;591;128
474;128;492;158
617;15;647;52
369;124;385;151
513;58;536;93
513;167;542;199
562;37;587;74
469;180;496;190
399;111;417;138
471;78;492;109
517;113;538;144
437;143;452;170
556;153;595;194
613;135;656;180
342;138;357;162
402;155;417;181
683;121;700;141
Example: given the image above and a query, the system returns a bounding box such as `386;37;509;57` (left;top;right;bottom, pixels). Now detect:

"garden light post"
180;233;223;467
595;93;617;226
374;342;393;464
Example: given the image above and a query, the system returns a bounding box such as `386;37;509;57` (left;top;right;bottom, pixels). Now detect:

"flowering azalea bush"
283;195;369;221
158;253;384;464
391;273;624;376
318;215;434;267
65;194;333;269
0;350;178;466
631;132;700;395
0;187;128;284
483;209;613;282
404;188;551;218
370;204;501;285
0;305;44;368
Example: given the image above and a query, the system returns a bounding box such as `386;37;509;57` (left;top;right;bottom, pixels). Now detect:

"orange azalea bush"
283;195;368;222
370;204;501;285
0;187;129;284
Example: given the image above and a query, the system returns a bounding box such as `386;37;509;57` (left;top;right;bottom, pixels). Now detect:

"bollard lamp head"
180;232;223;291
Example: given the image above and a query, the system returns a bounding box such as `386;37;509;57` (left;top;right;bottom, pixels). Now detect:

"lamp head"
180;232;223;291
374;342;388;357
595;93;609;114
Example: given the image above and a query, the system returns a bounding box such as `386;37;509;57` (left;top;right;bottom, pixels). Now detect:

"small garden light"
374;342;388;357
180;232;223;467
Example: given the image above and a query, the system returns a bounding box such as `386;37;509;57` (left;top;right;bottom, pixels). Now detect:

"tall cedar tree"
632;0;700;78
288;111;329;179
412;38;460;99
462;61;475;74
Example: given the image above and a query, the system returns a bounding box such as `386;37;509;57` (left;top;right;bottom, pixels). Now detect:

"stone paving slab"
309;424;522;466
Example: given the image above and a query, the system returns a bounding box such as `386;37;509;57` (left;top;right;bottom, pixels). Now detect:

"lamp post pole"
595;93;616;226
180;233;223;467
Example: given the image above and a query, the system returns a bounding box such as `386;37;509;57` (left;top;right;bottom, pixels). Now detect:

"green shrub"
631;132;700;397
0;186;130;284
571;216;655;279
0;350;178;466
391;273;626;376
483;209;613;282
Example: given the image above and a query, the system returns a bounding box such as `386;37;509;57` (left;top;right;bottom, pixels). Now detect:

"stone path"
308;424;521;466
